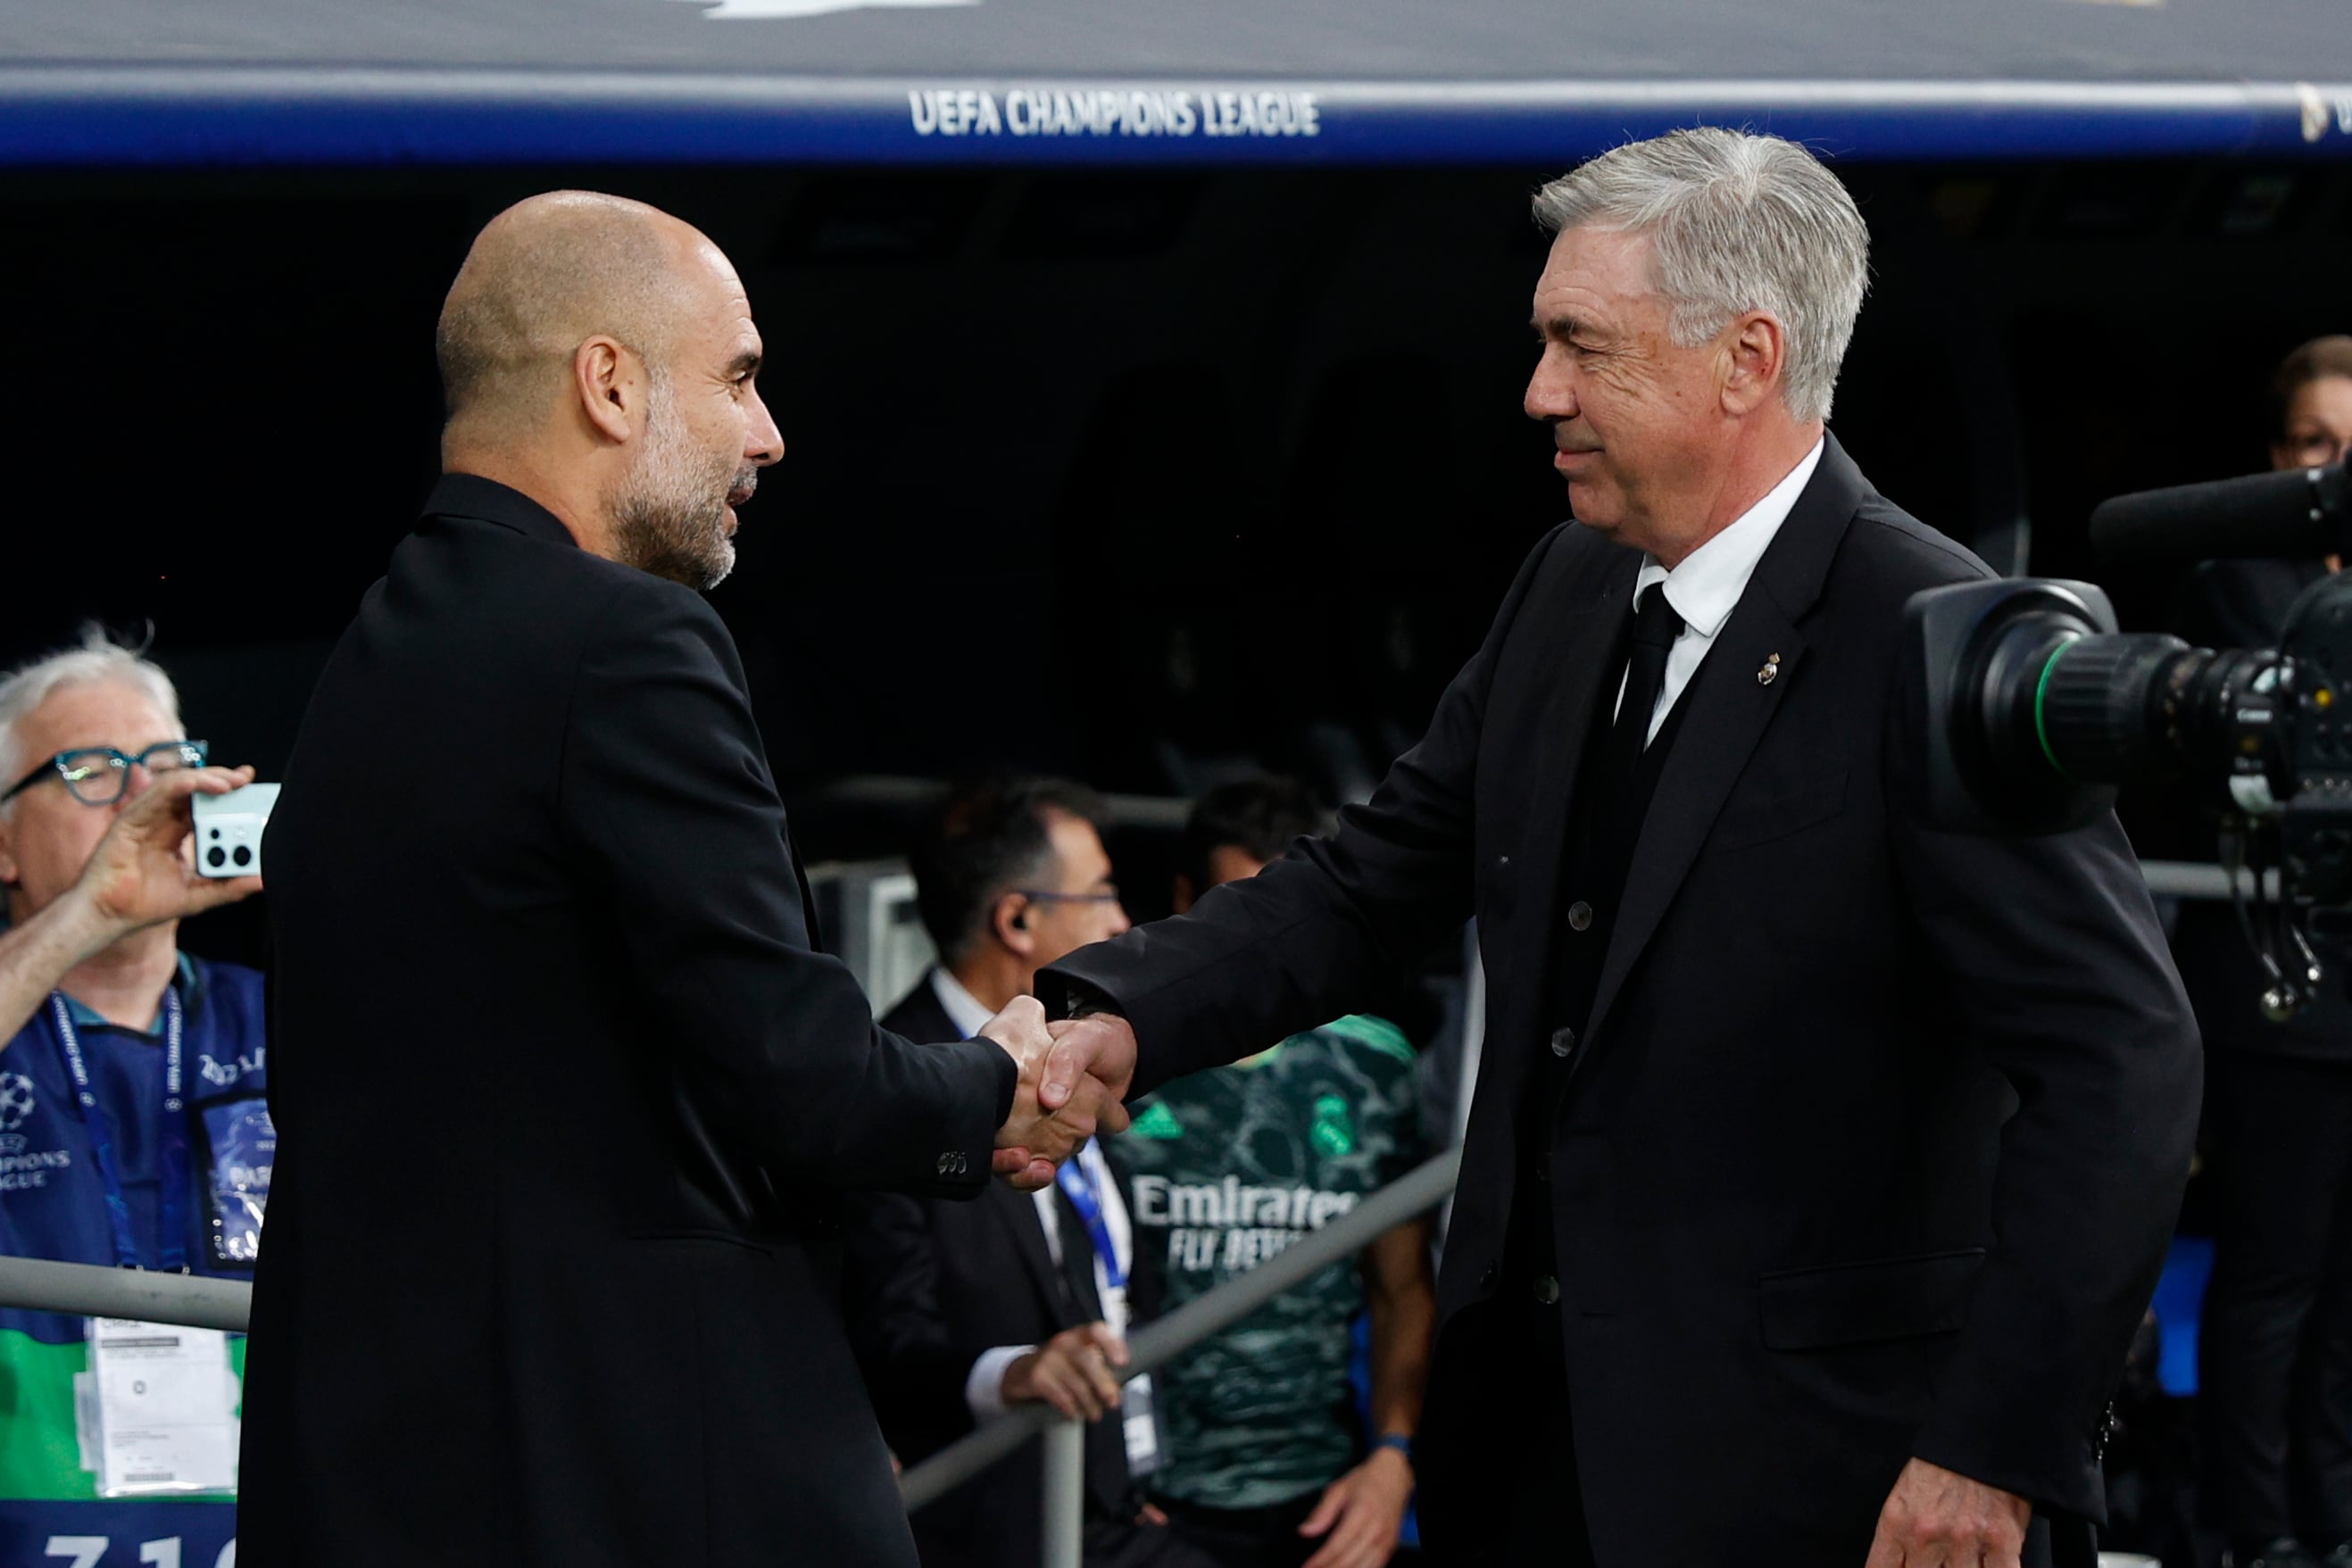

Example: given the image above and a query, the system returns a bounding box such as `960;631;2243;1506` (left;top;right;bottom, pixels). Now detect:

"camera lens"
231;845;253;868
2033;635;2201;780
208;827;221;841
205;846;227;869
1913;569;2311;834
2037;640;2286;812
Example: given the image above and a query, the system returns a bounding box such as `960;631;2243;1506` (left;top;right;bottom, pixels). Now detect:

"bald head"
436;191;704;442
431;190;784;588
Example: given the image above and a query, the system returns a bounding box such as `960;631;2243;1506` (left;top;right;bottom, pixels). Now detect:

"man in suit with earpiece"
842;777;1214;1568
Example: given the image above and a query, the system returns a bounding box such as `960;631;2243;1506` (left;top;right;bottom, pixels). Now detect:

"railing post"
1040;1415;1085;1568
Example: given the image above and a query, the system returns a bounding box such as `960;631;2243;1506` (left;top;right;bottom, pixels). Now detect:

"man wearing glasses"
841;776;1198;1568
0;626;266;1565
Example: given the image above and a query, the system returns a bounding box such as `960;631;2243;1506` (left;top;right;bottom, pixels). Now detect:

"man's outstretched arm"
561;582;1042;1195
1041;527;1574;1109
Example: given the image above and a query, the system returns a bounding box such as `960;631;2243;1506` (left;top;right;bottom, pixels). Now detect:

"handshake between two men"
977;998;1141;1190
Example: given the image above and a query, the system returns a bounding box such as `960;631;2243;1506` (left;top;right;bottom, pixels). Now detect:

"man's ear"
1171;874;1195;915
990;892;1036;958
1720;310;1788;418
572;336;644;445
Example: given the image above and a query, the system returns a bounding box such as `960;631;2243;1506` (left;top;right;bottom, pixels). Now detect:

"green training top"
1111;1015;1424;1510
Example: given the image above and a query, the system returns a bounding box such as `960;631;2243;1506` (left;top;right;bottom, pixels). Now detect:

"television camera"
1907;461;2352;1018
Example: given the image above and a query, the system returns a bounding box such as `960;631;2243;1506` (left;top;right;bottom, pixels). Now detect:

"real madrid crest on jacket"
0;952;271;1567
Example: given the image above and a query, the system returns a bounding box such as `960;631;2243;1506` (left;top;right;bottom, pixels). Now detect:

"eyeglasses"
1;741;209;808
1016;888;1124;907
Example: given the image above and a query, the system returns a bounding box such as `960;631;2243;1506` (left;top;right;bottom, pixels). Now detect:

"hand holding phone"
192;783;280;879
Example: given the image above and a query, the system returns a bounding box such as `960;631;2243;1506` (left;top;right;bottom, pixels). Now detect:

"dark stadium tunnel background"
3;154;2348;961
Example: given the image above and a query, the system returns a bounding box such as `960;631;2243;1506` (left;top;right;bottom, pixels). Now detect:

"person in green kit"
1112;777;1435;1568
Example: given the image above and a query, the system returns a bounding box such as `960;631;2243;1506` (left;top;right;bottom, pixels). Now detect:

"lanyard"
48;988;188;1273
1054;1142;1126;1295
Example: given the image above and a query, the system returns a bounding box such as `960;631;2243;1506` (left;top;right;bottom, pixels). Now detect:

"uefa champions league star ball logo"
0;1074;36;1132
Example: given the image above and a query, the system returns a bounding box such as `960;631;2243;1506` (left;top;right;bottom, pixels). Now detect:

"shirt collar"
929;967;996;1041
62;952;199;1036
1633;436;1826;635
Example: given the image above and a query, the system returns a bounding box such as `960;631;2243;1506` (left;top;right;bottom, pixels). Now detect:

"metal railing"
2139;860;2281;902
0;1147;1461;1568
0;1253;250;1330
897;1146;1462;1520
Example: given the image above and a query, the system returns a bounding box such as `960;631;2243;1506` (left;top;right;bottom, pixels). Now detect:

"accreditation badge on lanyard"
197;1098;273;1265
49;993;242;1497
1056;1150;1164;1477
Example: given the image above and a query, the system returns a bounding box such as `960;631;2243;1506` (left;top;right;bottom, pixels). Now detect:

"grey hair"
0;626;183;811
1532;128;1869;424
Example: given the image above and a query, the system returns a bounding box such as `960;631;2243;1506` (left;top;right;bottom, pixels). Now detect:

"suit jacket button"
1567;900;1593;932
1550;1026;1576;1058
1478;1263;1500;1293
1533;1274;1561;1307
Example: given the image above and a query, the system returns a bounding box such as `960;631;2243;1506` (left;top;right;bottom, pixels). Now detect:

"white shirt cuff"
965;1344;1035;1422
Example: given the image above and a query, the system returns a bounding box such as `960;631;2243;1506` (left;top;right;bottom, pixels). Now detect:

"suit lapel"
1573;437;1867;1071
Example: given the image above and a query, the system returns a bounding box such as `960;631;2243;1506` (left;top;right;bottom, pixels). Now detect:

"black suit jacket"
240;477;1015;1568
1047;438;2201;1565
844;976;1151;1568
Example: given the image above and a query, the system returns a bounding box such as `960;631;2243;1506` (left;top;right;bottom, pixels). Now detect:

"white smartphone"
191;783;280;879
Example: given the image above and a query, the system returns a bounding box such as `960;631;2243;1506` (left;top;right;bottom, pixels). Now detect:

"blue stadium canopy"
8;0;2352;167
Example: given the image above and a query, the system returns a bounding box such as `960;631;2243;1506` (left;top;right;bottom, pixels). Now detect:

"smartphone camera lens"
231;845;253;868
206;847;227;869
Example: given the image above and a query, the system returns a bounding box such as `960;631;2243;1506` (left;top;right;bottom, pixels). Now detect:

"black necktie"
1597;589;1684;803
1057;1191;1104;1320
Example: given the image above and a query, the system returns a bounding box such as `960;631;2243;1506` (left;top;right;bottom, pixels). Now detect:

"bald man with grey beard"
237;192;1129;1568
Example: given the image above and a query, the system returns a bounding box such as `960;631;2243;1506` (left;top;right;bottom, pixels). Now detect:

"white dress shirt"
1618;436;1825;743
928;970;1134;1422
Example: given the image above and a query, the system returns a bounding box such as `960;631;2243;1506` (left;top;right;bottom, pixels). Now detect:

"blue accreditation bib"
0;957;271;1282
0;956;270;1555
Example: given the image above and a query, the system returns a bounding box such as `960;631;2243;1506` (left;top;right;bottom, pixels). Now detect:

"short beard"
609;372;750;592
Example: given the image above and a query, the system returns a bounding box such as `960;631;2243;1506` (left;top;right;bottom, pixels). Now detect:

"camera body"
192;783;279;880
1909;460;2352;1014
2275;577;2352;905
